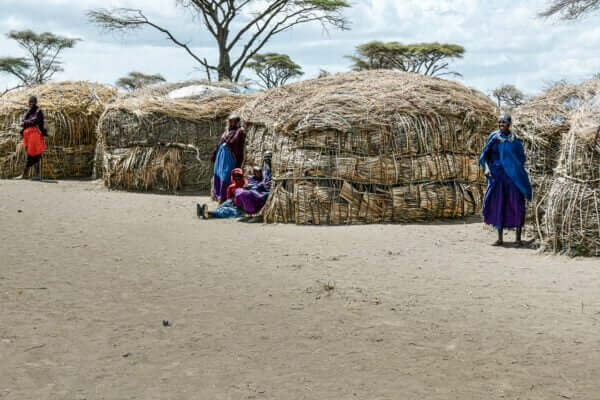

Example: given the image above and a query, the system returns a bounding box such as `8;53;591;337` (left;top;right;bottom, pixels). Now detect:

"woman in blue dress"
211;115;245;203
479;115;532;246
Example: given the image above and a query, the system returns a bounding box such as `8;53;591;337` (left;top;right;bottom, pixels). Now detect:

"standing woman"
211;115;245;203
17;96;47;180
480;115;532;246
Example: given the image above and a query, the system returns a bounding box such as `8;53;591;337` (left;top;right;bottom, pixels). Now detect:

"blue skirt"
212;144;236;201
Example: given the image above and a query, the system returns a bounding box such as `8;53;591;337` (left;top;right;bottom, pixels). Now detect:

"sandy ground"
1;179;600;400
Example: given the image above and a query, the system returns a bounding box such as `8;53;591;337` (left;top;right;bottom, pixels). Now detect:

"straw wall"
0;81;116;179
513;79;600;236
241;70;497;225
541;107;600;256
98;94;249;194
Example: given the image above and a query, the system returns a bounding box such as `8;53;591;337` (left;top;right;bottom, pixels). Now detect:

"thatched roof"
240;70;497;139
513;79;600;175
0;81;116;118
101;92;250;125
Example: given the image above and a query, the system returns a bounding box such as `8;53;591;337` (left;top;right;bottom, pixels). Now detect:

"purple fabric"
482;169;526;229
233;188;269;214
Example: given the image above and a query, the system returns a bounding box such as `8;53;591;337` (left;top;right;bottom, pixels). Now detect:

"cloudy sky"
1;0;599;96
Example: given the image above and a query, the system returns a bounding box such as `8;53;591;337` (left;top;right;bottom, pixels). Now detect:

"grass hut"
542;105;600;256
240;70;497;225
0;81;116;179
97;93;250;194
513;79;600;233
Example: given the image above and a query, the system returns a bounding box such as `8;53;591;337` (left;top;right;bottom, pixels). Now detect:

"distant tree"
88;1;350;82
116;71;166;91
492;84;527;108
246;53;303;88
0;30;80;94
347;41;465;77
540;0;600;19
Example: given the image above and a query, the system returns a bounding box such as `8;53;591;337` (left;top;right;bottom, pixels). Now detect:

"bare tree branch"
539;0;600;19
88;1;350;82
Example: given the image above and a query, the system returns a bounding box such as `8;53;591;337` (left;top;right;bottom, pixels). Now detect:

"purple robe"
233;165;272;214
481;133;526;229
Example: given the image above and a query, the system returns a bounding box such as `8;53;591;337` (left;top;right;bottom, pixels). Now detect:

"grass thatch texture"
269;149;483;185
542;179;600;256
242;71;496;158
513;79;600;239
540;101;600;256
98;93;250;193
263;180;484;225
241;70;497;224
0;144;96;179
514;79;600;177
555;109;600;184
0;81;116;179
0;81;116;146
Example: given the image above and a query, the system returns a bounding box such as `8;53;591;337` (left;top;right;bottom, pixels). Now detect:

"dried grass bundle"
513;79;600;237
0;81;116;178
541;102;600;256
98;93;251;193
241;70;497;224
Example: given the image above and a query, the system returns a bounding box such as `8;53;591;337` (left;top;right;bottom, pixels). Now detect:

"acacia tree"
540;0;600;18
88;1;350;82
116;71;166;91
492;84;527;109
246;52;303;88
0;30;80;94
347;41;465;77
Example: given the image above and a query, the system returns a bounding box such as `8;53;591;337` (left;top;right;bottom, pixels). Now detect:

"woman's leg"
516;227;523;245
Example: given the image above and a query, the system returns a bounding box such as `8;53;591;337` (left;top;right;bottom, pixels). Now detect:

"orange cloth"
226;168;247;200
23;127;46;156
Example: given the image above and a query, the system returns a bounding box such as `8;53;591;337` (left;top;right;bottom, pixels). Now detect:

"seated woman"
197;168;246;219
233;152;272;215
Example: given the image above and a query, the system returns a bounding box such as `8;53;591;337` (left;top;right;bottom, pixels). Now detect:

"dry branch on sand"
97;93;251;193
240;70;497;225
0;81;116;178
541;104;600;256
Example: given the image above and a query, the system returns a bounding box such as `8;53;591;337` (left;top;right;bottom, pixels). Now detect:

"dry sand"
1;179;599;400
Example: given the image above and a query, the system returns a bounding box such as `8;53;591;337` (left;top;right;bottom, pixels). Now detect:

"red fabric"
226;168;247;200
23;127;46;156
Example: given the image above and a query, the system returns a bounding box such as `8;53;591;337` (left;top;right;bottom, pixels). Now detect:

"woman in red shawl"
16;95;47;180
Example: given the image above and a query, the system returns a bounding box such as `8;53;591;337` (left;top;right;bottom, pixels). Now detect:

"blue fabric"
480;130;532;201
482;139;526;229
213;144;236;200
210;199;242;219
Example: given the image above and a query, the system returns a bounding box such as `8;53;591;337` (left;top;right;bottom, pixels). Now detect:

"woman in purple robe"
211;115;245;203
233;151;272;214
480;115;532;246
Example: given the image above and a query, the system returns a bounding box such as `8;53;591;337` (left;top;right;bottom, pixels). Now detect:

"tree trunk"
216;28;234;81
217;48;233;81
